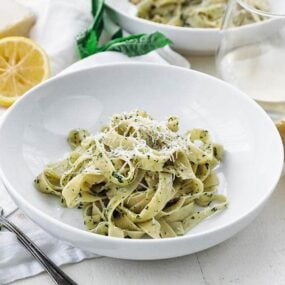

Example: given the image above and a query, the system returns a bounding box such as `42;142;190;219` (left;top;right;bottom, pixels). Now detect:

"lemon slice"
0;36;50;107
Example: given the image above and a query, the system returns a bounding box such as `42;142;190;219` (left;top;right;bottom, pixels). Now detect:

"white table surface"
11;55;285;285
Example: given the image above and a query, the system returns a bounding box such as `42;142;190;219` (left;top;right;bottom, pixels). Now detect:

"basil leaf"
97;32;172;57
76;0;172;58
111;28;123;40
91;0;104;38
77;30;98;59
77;0;104;58
91;0;103;17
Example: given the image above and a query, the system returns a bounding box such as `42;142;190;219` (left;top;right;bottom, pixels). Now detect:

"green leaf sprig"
76;0;172;59
77;0;104;58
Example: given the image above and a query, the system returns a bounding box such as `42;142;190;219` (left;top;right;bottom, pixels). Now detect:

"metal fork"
0;207;77;285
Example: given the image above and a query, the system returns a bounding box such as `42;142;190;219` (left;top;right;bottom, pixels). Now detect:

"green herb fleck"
112;171;123;183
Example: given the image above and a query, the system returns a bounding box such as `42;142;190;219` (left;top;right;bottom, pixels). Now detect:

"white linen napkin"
0;181;96;285
0;0;190;284
18;0;190;75
17;0;92;75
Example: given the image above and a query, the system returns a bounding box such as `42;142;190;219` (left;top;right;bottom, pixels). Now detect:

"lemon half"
0;37;50;107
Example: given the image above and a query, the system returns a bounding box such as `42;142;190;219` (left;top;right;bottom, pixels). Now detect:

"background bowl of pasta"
0;63;283;260
105;0;269;54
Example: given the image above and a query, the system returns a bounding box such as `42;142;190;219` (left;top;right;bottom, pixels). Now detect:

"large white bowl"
0;64;283;260
105;0;221;55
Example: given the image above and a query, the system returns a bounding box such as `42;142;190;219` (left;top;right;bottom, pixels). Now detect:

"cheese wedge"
0;0;35;39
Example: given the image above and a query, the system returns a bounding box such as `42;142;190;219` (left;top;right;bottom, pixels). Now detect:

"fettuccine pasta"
35;110;227;239
130;0;269;28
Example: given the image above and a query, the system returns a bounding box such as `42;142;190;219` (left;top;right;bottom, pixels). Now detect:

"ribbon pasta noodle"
35;110;227;239
130;0;269;28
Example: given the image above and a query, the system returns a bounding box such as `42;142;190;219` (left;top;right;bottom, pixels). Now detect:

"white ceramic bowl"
105;0;221;55
0;64;283;260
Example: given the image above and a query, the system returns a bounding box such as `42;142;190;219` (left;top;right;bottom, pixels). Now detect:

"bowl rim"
0;62;283;245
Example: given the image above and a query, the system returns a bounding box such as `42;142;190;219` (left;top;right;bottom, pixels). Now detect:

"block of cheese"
0;0;35;39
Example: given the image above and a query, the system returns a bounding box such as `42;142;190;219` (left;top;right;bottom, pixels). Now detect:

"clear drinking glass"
216;0;285;121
